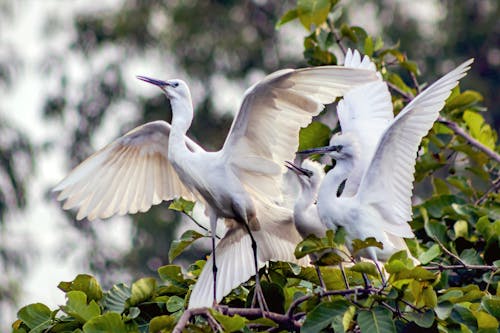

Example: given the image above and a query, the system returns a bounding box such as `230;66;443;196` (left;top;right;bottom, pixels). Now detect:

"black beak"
298;145;341;155
136;75;169;87
285;161;313;177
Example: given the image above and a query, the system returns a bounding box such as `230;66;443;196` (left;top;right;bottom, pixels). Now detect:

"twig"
424;263;498;272
475;176;500;205
329;20;346;55
435;240;468;267
438;117;500;164
219;307;301;331
286;286;372;318
183;212;221;240
386;82;414;101
173;308;209;333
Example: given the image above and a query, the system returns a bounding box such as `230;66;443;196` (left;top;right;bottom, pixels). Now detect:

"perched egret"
293;49;418;265
301;58;473;278
286;159;326;238
53;65;379;308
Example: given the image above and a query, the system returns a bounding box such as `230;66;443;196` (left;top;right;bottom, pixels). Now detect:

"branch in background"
438;117;500;164
387;79;500;165
425;263;498;272
475;176;500;205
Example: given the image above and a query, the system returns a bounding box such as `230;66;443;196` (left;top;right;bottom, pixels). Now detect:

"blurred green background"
0;0;498;330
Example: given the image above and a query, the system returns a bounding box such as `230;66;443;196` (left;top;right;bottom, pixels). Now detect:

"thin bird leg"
339;262;350;289
310;254;327;291
362;273;371;289
373;259;387;288
243;223;269;313
209;212;218;306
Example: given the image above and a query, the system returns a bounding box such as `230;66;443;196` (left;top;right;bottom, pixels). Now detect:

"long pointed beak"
285;161;313;177
136;75;168;87
298;145;341;155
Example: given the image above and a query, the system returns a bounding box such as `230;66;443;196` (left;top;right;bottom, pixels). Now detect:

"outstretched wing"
337;49;394;195
53;120;202;220
222;66;379;204
357;59;473;237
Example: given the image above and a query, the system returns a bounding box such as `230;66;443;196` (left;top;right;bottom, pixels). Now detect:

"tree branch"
438;117;500;164
475;176;500;205
424;263;498;272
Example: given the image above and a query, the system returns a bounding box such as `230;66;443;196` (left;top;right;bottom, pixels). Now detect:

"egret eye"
172;82;179;88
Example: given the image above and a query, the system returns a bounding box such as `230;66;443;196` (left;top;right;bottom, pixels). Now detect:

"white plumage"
309;57;473;265
53;64;379;308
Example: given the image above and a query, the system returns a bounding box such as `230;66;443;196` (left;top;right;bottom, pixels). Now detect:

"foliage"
11;1;500;332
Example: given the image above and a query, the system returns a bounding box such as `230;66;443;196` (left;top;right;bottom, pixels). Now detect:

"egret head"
298;133;358;162
137;76;191;100
285;160;324;192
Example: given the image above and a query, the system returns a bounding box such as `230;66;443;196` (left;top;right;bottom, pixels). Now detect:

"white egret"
53;65;379;308
286;159;326;238
301;58;473;279
293;50;418;265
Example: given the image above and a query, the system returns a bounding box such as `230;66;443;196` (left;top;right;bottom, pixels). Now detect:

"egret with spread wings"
53;65;379;308
301;58;472;281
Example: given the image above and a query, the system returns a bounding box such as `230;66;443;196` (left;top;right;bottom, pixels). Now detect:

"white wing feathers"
223;66;379;204
358;59;473;236
53;120;202;220
338;49;394;195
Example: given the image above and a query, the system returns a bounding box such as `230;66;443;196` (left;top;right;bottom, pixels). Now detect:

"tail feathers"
188;221;307;309
188;228;260;309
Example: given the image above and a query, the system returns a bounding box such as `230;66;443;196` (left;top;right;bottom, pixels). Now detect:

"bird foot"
251;283;269;315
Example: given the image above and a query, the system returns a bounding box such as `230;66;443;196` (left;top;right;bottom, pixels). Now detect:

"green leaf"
82;312;127;333
351;237;383;255
364;36;374;56
482;296;500;319
424;219;448;244
58;274;103;302
401;60;420;75
168;229;204;262
435;301;453;320
298;121;331;151
210;310;248;333
446;90;483;110
374;36;384;51
103;283;131;314
432;177;450;195
295;234;330;259
475;311;499;331
166;295;184;312
149;315;176;333
275;9;299;28
451;305;477;332
349;262;379;277
17;303;52;333
404;309;434;328
168;197;195;215
340;23;358;42
297;0;332;30
302;300;349;333
61;291;101;324
460;248;484;265
357;307;396;333
316;251;343;265
463;110;497;149
418;244;441;265
158;265;185;285
129;277;156;306
453;220;469;239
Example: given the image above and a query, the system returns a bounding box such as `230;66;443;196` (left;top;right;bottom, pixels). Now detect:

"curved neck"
168;97;194;160
296;181;316;210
